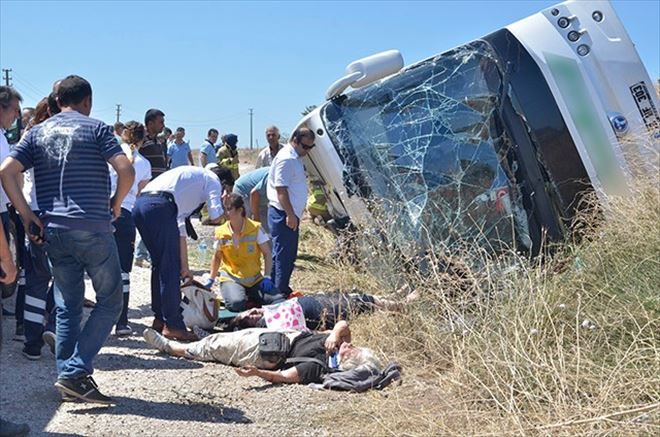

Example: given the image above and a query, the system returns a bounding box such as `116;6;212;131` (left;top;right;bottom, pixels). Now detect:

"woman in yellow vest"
208;193;282;311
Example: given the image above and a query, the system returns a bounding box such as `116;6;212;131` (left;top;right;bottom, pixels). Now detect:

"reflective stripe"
217;236;258;246
25;295;46;310
122;284;130;293
24;310;45;324
121;272;130;280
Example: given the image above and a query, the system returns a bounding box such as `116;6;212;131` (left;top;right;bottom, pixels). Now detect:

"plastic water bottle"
197;240;208;262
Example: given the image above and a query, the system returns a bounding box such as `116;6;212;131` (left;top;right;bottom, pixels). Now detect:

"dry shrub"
313;177;659;434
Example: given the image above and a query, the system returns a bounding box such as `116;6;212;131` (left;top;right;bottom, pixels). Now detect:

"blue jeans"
113;208;136;326
132;194;186;330
268;206;299;296
45;228;123;380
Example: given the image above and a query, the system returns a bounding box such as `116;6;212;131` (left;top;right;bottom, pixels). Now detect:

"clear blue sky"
1;0;658;151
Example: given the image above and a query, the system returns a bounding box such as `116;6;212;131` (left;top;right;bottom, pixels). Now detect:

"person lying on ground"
206;193;283;311
228;288;419;331
142;320;381;385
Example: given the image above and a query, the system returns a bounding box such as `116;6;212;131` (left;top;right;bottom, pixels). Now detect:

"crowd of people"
0;75;391;435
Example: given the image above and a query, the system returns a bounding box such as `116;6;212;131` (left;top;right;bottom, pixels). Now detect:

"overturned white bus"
296;0;659;255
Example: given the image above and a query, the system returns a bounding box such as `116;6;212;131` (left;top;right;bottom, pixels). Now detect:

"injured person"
142;320;381;385
228;289;418;331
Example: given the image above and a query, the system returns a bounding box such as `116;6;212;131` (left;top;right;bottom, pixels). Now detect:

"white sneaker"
42;330;56;354
143;328;172;354
192;326;211;340
115;325;132;336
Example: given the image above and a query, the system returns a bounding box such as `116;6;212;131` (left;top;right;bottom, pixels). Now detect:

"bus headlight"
577;44;590;56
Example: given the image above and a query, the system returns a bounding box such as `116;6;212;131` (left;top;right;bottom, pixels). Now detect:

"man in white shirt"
255;126;284;168
267;127;315;295
132;165;234;341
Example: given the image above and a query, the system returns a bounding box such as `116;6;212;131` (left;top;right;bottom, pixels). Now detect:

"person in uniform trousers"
109;121;152;336
132;165;234;341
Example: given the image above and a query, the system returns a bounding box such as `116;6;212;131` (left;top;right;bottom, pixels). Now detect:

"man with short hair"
255;126;284;168
0;87;28;436
199;128;218;167
267;127;315;295
0;75;135;404
167;127;193;168
141;109;168;179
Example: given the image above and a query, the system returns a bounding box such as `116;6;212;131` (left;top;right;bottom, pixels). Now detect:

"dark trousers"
268;206;299;296
132;194;185;330
23;239;53;348
113;208;136;326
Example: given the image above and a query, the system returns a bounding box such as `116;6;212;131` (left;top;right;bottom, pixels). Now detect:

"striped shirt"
11;111;124;232
140;134;168;179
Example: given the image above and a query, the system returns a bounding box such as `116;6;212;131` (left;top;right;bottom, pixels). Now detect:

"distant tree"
301;105;317;116
280;131;290;143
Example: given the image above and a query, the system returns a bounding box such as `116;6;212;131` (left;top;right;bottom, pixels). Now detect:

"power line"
12;74;48;97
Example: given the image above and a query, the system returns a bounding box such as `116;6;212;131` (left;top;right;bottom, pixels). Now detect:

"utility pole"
249;108;254;150
2;68;12;86
115;104;122;123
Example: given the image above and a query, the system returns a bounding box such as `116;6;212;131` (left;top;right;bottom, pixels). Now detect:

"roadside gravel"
0;257;349;436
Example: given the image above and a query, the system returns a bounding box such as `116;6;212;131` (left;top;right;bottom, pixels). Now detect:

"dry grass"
300;181;660;434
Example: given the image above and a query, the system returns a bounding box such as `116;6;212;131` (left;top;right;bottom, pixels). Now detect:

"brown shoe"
152;319;164;333
162;325;198;342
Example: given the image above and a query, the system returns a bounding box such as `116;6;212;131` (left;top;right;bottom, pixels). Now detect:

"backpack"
180;281;220;330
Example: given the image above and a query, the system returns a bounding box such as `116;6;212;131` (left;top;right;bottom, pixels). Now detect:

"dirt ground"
0;263;353;436
0;156;361;436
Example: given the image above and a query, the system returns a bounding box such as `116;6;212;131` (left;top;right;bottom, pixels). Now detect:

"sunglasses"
301;142;316;150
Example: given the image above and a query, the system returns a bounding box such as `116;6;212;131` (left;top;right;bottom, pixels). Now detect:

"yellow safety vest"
307;186;328;212
216;145;240;180
214;218;263;287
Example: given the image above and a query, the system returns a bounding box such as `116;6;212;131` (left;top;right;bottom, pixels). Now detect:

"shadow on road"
68;397;252;424
95;352;203;371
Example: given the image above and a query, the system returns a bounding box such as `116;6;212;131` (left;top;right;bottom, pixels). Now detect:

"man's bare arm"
235;366;300;384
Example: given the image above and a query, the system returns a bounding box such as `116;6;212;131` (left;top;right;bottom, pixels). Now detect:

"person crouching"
207;193;282;311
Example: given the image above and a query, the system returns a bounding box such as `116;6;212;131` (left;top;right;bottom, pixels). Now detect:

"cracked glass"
321;40;532;253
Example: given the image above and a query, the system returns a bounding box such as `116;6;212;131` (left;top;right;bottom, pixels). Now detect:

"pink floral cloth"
263;299;310;332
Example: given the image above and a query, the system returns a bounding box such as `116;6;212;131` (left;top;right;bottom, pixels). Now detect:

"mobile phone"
29;222;42;237
29;222;46;243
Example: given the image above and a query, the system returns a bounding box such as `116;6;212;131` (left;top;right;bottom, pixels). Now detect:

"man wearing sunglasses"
266;127;315;296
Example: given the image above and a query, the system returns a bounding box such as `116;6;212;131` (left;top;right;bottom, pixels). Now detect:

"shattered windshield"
322;40;531;252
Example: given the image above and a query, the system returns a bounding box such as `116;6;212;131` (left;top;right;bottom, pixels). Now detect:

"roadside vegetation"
189;140;659;435
307;175;658;433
